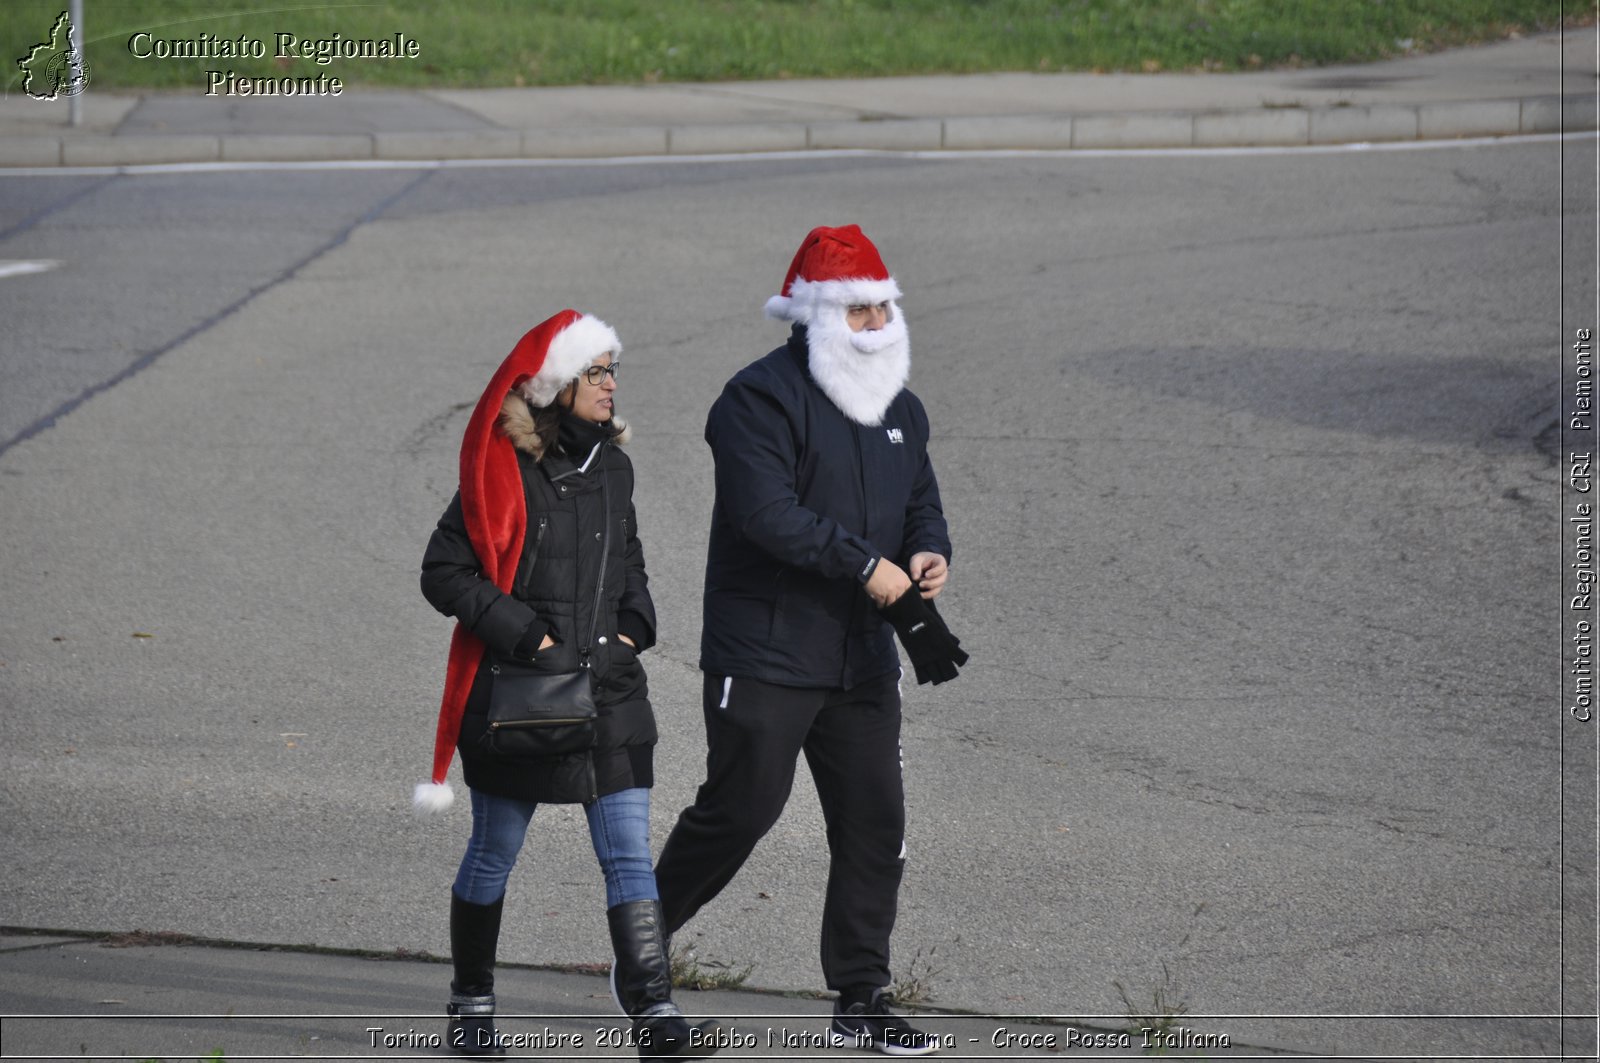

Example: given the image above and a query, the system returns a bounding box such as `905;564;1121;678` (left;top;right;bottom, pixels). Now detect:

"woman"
415;310;718;1060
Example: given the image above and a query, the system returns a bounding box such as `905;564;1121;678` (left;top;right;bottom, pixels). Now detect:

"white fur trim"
805;304;910;426
767;276;902;324
518;314;622;408
413;781;455;815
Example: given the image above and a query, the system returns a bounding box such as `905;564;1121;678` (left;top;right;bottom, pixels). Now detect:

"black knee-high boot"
607;900;721;1059
448;892;507;1059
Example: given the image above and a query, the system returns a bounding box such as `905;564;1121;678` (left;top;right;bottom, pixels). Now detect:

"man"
654;225;956;1056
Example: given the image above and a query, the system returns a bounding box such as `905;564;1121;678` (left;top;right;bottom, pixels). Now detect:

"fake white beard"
805;307;911;426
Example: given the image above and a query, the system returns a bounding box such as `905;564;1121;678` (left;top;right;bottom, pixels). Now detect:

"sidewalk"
0;932;1262;1061
0;29;1596;168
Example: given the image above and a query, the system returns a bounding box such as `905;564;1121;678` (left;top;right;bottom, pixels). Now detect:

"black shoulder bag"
479;462;610;760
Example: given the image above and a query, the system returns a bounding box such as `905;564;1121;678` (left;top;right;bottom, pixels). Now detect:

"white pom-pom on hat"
413;781;455;815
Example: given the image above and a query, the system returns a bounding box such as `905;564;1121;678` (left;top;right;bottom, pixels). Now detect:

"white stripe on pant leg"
899;738;908;858
720;676;732;709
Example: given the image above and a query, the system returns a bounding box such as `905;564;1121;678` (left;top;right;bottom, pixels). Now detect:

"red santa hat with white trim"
413;309;622;814
763;224;902;325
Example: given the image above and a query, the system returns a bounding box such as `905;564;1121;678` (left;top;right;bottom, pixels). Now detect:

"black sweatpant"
653;671;907;993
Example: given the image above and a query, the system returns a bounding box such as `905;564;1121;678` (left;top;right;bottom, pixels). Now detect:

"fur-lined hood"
497;392;631;461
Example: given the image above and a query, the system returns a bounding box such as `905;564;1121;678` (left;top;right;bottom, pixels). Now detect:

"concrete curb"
0;94;1594;167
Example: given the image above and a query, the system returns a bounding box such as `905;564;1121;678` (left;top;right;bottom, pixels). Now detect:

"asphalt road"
0;140;1594;1059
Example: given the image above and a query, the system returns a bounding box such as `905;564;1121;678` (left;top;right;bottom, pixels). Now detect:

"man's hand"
617;633;636;648
877;584;969;685
908;552;949;599
538;634;556;651
865;557;914;607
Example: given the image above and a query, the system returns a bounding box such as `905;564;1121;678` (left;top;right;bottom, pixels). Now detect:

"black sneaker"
829;992;941;1056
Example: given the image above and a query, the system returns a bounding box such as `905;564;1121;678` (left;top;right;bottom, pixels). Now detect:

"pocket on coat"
598;641;648;701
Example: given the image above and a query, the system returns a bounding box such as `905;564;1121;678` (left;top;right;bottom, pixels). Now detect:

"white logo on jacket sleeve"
886;428;904;444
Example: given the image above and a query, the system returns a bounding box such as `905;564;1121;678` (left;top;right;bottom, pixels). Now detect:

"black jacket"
699;326;951;689
422;398;658;804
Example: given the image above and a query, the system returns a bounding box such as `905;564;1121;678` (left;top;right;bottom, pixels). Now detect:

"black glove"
879;586;969;685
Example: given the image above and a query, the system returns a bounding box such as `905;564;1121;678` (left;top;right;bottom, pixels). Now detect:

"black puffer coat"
421;396;658;804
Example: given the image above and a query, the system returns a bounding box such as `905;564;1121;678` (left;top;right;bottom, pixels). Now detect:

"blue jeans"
453;787;659;909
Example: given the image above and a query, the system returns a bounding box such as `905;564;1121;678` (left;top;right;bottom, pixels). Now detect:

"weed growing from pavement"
1113;961;1191;1056
888;945;944;1012
1112;901;1220;1057
668;944;753;991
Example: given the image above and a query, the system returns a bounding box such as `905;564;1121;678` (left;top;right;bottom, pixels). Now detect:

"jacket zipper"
487;717;591;731
532;515;548;565
516;516;549;600
847;420;871;685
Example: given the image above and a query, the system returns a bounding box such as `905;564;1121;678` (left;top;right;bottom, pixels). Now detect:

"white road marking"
0;259;60;278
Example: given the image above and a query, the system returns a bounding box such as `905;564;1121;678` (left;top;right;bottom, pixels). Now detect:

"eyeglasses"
582;362;620;386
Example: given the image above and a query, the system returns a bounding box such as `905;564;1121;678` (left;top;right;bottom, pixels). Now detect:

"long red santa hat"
414;309;622;813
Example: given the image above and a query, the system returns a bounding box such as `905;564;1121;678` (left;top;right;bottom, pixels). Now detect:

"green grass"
2;0;1584;94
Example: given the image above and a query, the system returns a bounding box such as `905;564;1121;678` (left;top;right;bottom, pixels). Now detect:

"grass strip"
2;0;1583;93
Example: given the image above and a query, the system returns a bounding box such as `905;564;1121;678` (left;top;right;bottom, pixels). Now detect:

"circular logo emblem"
45;50;91;97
